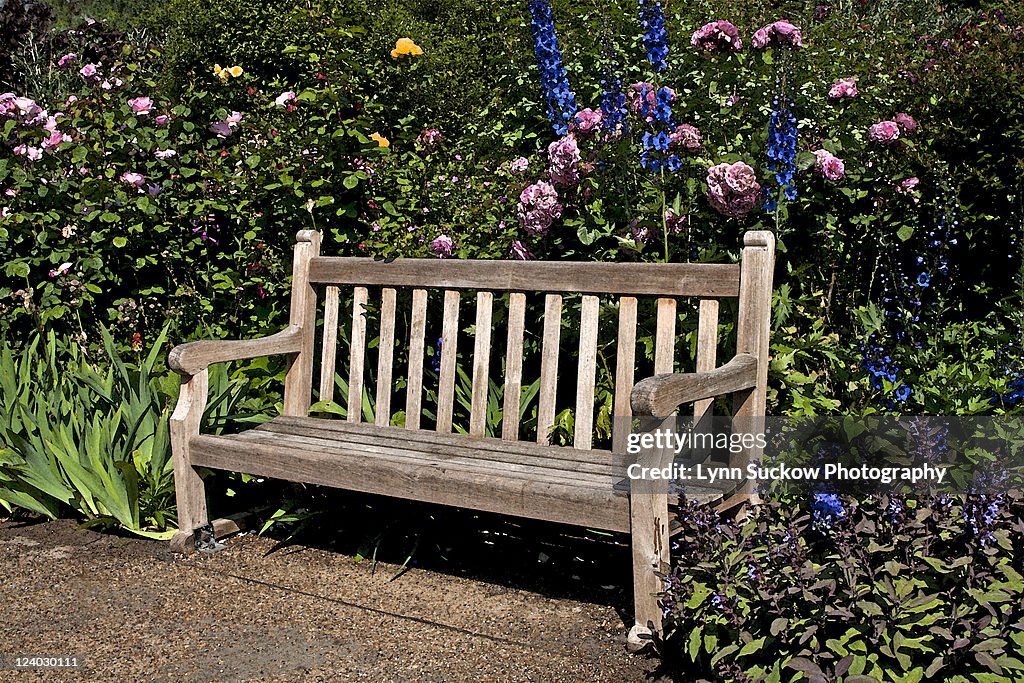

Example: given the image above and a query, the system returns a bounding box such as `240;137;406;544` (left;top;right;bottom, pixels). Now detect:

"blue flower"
812;492;845;529
895;384;911;402
764;85;798;210
528;0;578;136
638;0;669;72
917;273;930;287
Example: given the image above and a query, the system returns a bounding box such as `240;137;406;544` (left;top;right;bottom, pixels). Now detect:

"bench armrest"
168;325;303;376
630;353;758;417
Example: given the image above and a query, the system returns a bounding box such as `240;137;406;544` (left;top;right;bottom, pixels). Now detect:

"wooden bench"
168;229;775;648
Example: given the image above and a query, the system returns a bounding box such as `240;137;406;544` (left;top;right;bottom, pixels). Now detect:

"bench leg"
627;487;669;652
170;370;210;544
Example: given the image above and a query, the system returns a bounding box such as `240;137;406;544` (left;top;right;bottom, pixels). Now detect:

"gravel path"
0;518;666;682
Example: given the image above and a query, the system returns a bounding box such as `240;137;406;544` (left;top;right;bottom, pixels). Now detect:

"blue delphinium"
639;85;681;172
639;0;669;72
528;0;578;136
599;68;627;134
764;86;798;211
811;492;845;530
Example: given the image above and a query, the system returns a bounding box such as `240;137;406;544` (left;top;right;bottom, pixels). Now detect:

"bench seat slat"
189;429;633;533
257;416;629;475
307;258;741;298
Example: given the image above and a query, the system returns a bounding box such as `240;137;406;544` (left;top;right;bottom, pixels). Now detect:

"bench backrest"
282;230;775;452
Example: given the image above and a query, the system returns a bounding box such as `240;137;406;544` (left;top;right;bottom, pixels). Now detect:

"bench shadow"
215;482;637;627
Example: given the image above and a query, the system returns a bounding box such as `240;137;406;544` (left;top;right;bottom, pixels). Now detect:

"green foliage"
663;494;1024;682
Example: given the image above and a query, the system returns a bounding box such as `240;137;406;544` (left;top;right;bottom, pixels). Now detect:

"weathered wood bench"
168;229;775;649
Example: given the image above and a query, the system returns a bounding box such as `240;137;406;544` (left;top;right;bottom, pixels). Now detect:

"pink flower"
868;120;901;144
894;112;918;133
517;180;563;236
57;53;78;68
812;150;845;181
627;82;674;122
41;130;69;150
664;208;687;234
128;96;153;115
706;161;761;218
508;157;530;174
80;63;100;79
547;135;581;187
752;21;804;49
897;177;920;193
828;77;858;100
275;91;297;107
509;239;534;260
120;172;146;188
154;149;177;159
154;114;171;126
13;144;42;162
669;123;702;153
49;262;73;278
430;234;455;258
13;96;41;118
225;111;243;126
415;127;443;151
691;20;743;53
571;108;603;137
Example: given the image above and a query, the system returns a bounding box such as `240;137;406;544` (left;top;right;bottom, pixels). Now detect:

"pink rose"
275;91;297;107
154;114;171;126
669;123;702;153
828;77;858;100
571;108;603;137
894;112;918;133
509;239;534;260
80;63;100;79
547;135;581;187
868;121;901;144
706;161;761;218
691;20;743;53
225;111;243;126
517;180;563;235
812;150;845;181
120;172;146;187
752;21;804;49
57;53;78;68
430;234;455;258
897;177;920;193
128;97;153;115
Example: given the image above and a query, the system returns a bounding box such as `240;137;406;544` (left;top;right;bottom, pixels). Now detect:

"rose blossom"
547;135;581;187
120;172;146;187
508;157;530;174
80;63;100;79
894;112;918;133
57;53;78;68
430;234;455;258
897;177;920;193
706;161;761;218
691;20;743;53
868;121;901;144
128;97;153;115
669;123;702;153
752;21;804;49
812;149;845;181
571;108;602;137
275;91;297;107
154;114;171;126
517;180;563;236
828;77;858;100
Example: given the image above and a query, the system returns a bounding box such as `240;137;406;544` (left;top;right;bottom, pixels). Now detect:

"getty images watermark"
619;416;1023;496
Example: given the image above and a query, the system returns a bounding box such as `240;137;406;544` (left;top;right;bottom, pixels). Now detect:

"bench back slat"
694;299;720;420
469;291;494;437
375;287;398;427
404;288;428;430
612;296;638;453
536;294;563;444
347;286;369;423
436;290;461;433
319;285;340;403
573;295;601;450
307;257;740;297
501;292;527;441
654;298;677;376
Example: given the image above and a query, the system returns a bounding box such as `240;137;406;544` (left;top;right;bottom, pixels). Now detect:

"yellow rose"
369;132;390;148
229;66;243;77
213;64;223;76
392;37;423;58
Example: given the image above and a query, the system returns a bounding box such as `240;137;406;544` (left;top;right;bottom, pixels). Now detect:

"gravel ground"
0;516;667;682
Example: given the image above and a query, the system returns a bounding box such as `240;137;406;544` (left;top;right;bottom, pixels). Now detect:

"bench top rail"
307;257;741;298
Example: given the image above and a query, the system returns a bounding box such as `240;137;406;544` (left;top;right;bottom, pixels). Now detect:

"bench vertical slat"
436;290;461;433
536;294;562;444
375;287;398;427
405;288;428;430
469;291;494;437
654;298;676;375
612;296;638;453
694;299;719;420
574;295;600;450
283;230;321;415
502;292;527;441
347;286;369;423
318;285;340;403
